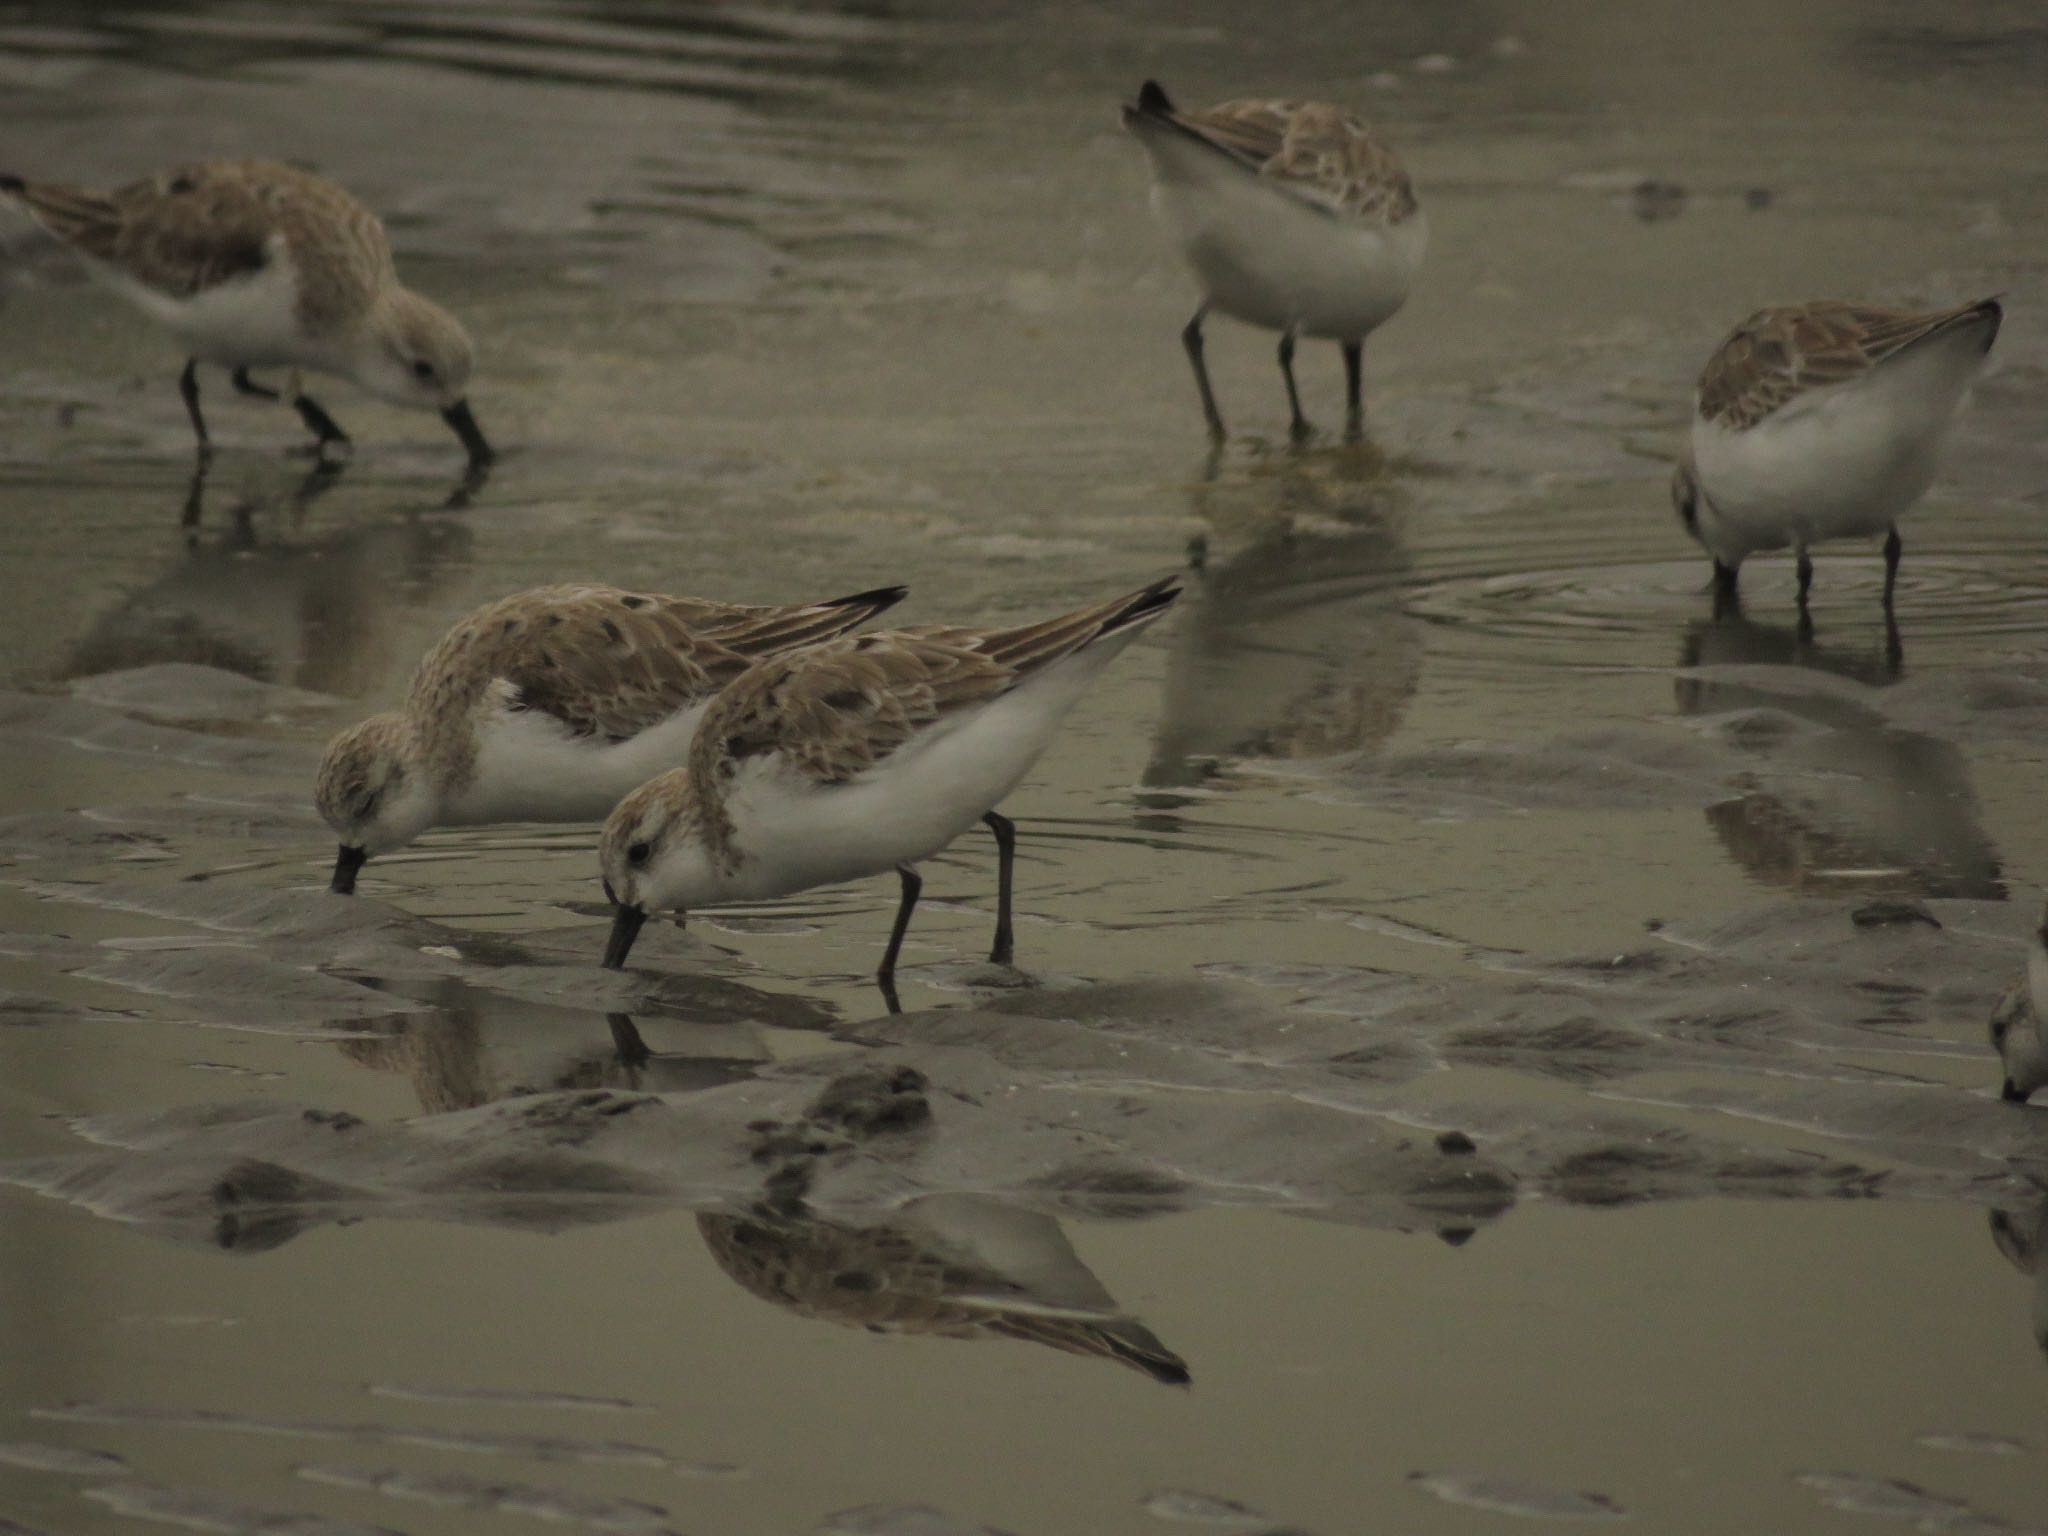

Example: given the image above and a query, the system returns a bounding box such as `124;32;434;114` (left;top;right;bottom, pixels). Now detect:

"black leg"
293;392;352;456
231;366;280;401
178;359;208;451
1181;303;1225;441
180;454;209;530
877;863;923;991
983;810;1016;966
1278;330;1310;441
1341;339;1364;439
1711;561;1740;620
1795;550;1814;610
607;1012;651;1070
1882;526;1902;609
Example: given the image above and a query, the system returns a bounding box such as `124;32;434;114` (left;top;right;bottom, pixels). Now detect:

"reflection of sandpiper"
2;160;493;464
698;1194;1189;1384
1122;82;1425;442
58;465;473;701
1675;611;2001;901
333;986;778;1113
1148;484;1418;790
1988;1199;2048;1359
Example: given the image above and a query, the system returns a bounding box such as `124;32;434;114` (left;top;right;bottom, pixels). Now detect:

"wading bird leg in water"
877;864;923;994
1181;302;1224;440
1342;339;1364;440
178;358;209;453
607;1012;651;1070
984;810;1016;966
1278;328;1310;441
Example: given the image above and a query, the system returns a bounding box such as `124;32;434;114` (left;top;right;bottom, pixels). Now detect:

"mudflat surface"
3;4;2048;1534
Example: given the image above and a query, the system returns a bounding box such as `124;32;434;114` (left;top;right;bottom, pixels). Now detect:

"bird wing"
414;583;903;742
693;577;1181;788
1166;96;1418;221
1697;299;1999;431
4;160;401;328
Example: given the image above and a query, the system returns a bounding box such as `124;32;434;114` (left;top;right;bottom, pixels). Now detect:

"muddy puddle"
4;2;2048;1533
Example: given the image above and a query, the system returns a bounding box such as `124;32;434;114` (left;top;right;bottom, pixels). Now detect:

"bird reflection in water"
698;1192;1189;1384
1989;1201;2048;1361
61;456;475;701
1147;444;1421;797
333;976;795;1112
1675;607;2001;900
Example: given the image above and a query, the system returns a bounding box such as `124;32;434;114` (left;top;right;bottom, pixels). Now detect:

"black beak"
441;399;494;466
2003;1078;2030;1104
330;844;367;895
602;904;648;970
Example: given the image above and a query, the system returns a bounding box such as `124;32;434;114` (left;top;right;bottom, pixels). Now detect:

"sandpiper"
1672;298;2001;609
316;582;907;893
1122;80;1426;441
2;159;492;464
597;576;1182;995
699;1195;1189;1383
1992;908;2048;1103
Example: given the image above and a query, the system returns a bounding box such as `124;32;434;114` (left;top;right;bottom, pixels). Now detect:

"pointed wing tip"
825;583;910;614
1123;79;1176;128
1105;574;1185;632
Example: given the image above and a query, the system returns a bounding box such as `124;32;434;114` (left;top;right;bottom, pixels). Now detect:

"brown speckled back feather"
5;160;394;331
1140;93;1418;222
692;576;1182;791
698;1212;1190;1383
1696;298;2001;432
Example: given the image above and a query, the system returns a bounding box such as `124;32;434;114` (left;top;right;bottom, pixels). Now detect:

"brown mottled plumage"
6;160;391;329
698;1206;1190;1384
1695;299;2001;432
1149;96;1420;223
314;582;906;886
409;584;906;787
596;577;1181;983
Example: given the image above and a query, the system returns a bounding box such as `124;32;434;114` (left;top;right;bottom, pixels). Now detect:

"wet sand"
3;3;2048;1533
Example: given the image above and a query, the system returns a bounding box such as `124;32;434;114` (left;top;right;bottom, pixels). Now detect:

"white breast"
443;697;710;828
722;633;1146;900
1691;328;1989;559
1145;148;1423;339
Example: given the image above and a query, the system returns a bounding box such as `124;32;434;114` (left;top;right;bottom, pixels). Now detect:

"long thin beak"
602;904;648;970
441;399;494;465
330;844;368;894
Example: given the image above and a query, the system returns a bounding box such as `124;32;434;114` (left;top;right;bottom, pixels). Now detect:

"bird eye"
627;841;651;866
412;359;435;381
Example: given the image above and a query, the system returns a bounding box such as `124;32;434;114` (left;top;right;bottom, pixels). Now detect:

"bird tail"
979;574;1183;678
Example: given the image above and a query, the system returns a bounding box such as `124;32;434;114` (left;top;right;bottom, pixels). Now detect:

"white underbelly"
724;656;1119;899
1691;335;1984;554
1154;182;1423;338
90;253;314;369
446;702;708;827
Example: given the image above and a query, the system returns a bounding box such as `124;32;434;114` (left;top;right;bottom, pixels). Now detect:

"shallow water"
4;2;2048;1532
